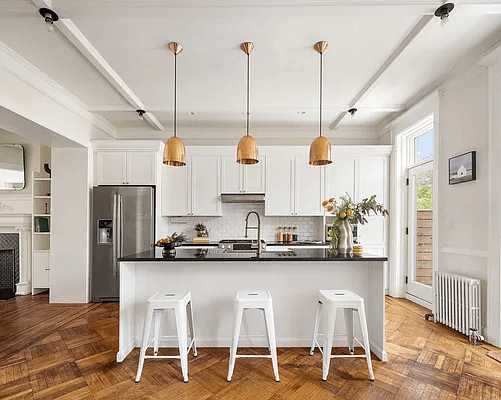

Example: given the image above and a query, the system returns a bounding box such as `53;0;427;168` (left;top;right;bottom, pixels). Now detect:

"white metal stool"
227;290;280;382
310;289;374;381
135;291;197;383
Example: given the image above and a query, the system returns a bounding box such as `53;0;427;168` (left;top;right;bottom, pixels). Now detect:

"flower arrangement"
194;222;209;237
323;194;388;252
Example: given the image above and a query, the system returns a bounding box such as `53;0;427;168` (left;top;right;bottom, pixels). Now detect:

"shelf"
34;250;50;253
34;196;51;199
33;178;51;181
33;214;51;217
34;232;50;235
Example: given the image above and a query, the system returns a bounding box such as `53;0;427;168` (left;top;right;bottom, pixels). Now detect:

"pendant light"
309;41;332;166
236;42;259;165
163;42;186;167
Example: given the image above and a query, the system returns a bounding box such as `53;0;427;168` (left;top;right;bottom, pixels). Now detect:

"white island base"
117;259;387;363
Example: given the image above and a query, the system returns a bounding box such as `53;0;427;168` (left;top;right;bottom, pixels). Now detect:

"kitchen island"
117;247;388;363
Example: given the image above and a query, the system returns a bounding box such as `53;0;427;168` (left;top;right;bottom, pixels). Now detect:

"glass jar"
286;227;293;243
277;226;284;243
292;227;298;242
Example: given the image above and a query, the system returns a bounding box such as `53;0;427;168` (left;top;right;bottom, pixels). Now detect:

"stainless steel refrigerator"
91;186;155;302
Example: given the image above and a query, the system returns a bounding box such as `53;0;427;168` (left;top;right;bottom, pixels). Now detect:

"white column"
15;227;32;295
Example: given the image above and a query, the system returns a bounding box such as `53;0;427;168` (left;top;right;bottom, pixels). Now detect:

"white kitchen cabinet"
222;156;266;193
162;156;221;216
96;151;156;185
33;251;50;288
266;155;323;216
324;155;357;201
266;155;294;215
294;156;324;216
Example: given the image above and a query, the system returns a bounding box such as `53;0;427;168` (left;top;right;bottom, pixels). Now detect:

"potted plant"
194;223;208;237
323;194;388;255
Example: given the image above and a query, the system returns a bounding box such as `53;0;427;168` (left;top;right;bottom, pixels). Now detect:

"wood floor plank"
1;295;501;399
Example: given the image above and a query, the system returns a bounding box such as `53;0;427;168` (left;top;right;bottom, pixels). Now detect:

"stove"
218;239;266;253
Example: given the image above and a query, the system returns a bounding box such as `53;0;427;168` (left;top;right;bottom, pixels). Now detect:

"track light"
435;3;454;27
39;8;59;32
348;108;357;118
136;109;145;120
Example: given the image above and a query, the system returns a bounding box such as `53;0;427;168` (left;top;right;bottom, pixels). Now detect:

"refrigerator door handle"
115;194;123;278
119;194;124;264
112;194;118;278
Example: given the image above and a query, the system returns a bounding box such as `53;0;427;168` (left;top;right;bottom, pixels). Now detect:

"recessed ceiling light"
297;111;306;115
186;112;195;115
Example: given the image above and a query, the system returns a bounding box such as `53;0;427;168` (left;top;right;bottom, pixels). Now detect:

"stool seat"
227;290;280;382
310;289;374;381
135;290;197;383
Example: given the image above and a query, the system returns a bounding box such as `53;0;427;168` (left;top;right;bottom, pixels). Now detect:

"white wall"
50;147;91;303
438;67;489;333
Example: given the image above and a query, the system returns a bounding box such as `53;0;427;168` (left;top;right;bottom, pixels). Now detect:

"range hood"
220;193;265;203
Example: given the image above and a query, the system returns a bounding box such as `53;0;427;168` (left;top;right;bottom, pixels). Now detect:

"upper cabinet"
221;156;266;193
265;154;323;216
93;141;163;186
162;156;221;216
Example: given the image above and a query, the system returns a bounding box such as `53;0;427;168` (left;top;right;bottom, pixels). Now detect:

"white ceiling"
1;0;501;144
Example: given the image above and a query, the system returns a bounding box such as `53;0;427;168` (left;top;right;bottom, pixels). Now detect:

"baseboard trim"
404;292;432;310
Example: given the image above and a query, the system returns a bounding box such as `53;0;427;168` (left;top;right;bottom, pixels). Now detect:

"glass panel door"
407;161;433;304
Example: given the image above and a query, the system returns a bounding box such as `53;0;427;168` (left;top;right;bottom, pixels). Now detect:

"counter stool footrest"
330;354;367;359
145;355;182;359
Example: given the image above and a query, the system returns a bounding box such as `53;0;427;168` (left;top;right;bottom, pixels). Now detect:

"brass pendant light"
163;42;186;167
309;41;332;166
236;42;259;165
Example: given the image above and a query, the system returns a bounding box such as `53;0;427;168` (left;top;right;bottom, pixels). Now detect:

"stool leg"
344;308;354;355
153;309;164;356
322;306;337;381
135;306;153;383
310;302;322;356
264;305;280;382
227;303;243;382
174;305;189;383
357;305;375;381
262;309;271;352
187;300;197;357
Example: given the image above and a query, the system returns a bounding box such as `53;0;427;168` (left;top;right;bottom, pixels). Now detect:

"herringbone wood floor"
1;294;500;399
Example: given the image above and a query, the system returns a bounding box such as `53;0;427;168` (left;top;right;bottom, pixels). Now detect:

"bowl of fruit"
156;233;188;256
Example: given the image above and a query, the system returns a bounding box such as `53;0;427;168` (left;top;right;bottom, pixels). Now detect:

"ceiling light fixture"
136;109;145;120
309;41;332;166
236;42;259;165
39;8;59;32
435;3;454;27
163;42;186;167
348;108;357;118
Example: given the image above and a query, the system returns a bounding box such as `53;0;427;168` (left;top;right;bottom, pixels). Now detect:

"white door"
294;156;324;216
244;156;266;193
33;251;50;288
222;156;242;193
265;155;294;216
407;161;433;303
192;156;222;216
161;159;191;216
127;152;156;185
97;152;127;185
325;155;357;201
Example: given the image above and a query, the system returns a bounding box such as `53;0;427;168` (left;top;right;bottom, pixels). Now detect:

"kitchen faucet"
244;211;262;255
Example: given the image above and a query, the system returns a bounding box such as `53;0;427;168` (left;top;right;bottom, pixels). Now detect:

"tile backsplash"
165;203;324;242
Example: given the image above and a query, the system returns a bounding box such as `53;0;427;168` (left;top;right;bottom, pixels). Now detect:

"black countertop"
119;247;387;262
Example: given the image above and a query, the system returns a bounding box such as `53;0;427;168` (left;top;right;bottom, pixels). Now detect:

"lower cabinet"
33;252;50;288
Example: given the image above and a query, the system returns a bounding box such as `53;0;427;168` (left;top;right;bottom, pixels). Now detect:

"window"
415;129;433;163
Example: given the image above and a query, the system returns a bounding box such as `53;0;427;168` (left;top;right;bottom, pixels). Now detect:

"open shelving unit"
32;172;51;293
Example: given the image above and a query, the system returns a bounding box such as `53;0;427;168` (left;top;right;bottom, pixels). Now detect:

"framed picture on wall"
449;151;476;185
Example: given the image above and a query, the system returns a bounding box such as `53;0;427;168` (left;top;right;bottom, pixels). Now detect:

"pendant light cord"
246;52;250;137
319;51;323;137
174;52;177;138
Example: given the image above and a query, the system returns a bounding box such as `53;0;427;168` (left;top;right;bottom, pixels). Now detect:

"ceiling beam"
328;14;433;130
55;18;164;132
